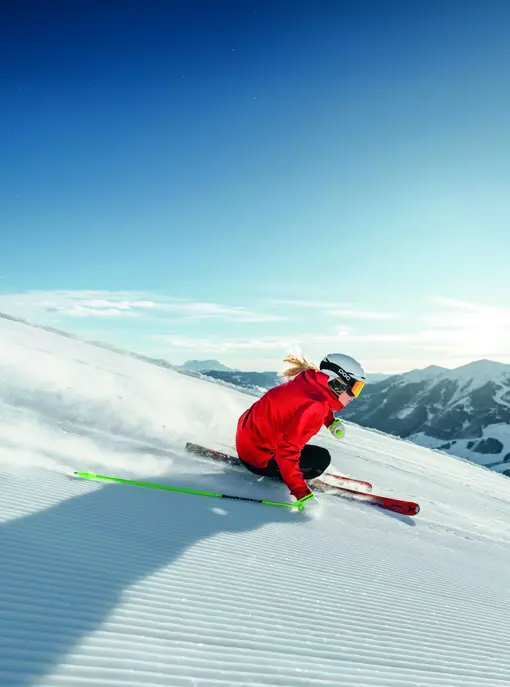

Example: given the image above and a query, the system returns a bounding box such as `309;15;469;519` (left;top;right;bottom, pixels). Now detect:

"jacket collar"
304;370;344;411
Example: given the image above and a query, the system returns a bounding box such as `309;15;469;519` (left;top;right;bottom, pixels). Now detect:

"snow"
402;365;446;384
401;360;510;402
440;424;510;471
494;383;510;409
395;404;418;419
412;418;510;469
2;318;510;686
438;359;510;399
449;358;510;381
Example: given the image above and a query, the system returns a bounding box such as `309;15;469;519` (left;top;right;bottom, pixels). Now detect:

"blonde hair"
280;353;318;380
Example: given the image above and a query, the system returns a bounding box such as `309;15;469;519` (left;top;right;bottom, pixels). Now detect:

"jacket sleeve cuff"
292;484;313;501
324;410;335;428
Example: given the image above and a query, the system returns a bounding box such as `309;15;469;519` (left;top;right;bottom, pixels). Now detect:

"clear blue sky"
1;0;510;372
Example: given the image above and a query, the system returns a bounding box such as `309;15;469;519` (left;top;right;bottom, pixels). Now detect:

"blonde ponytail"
280;353;318;380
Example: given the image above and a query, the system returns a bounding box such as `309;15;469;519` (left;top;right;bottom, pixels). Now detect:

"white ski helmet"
319;353;366;398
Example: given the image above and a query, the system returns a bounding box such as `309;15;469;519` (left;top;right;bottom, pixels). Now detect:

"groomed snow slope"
1;317;510;687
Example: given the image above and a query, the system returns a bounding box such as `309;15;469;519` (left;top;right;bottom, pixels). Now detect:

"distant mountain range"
196;369;281;393
176;360;281;393
176;359;232;373
340;359;510;475
186;357;510;476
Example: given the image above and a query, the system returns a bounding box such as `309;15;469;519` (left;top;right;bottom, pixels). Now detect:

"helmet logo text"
336;366;352;382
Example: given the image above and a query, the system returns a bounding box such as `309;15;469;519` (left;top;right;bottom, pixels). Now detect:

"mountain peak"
404;364;447;383
452;358;510;372
445;358;510;384
180;359;232;373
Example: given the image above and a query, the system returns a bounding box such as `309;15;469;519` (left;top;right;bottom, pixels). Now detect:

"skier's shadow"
0;471;303;686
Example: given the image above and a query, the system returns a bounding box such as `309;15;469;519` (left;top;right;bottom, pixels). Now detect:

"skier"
235;352;366;504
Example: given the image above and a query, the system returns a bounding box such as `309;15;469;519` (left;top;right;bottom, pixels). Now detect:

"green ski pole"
74;472;304;511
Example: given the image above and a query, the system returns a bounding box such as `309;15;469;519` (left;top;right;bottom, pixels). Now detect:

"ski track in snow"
2;319;510;686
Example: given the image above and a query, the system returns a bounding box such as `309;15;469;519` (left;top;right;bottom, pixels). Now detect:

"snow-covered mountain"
2;316;510;686
177;359;232;373
172;360;281;395
341;359;510;474
198;368;281;393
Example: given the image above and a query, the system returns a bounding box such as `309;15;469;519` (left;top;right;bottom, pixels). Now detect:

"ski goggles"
328;376;365;398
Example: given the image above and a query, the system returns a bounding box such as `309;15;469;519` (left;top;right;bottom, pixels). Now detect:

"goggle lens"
351;380;365;397
328;377;365;398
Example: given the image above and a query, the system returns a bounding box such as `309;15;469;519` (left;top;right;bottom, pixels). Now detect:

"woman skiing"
236;352;366;504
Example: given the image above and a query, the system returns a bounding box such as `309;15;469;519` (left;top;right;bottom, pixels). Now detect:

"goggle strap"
320;360;344;377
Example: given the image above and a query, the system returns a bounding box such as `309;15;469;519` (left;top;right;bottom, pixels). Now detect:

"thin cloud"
157;301;284;323
327;309;401;321
150;296;510;371
153;335;297;352
0;290;285;324
270;300;401;321
426;298;510;326
82;299;156;310
340;332;417;343
270;299;350;309
47;305;139;318
411;298;510;357
3;289;507;370
435;297;488;312
152;328;416;353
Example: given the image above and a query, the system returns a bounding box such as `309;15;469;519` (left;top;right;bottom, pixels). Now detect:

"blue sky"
1;0;510;372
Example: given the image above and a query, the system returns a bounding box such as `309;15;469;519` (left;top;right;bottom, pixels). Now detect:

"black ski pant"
239;444;331;481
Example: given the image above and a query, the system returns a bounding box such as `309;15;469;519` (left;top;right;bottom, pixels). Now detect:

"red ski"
312;478;420;517
322;471;372;493
185;442;372;493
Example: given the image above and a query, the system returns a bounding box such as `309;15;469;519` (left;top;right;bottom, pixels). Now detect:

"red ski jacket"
236;369;344;500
